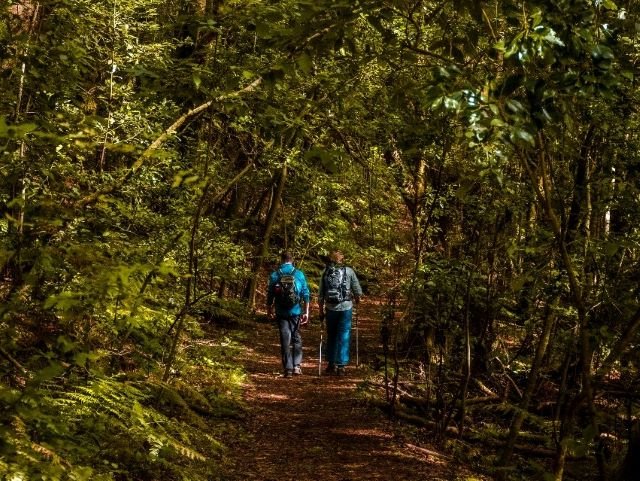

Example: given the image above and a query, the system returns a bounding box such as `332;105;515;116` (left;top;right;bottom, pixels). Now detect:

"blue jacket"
267;263;310;317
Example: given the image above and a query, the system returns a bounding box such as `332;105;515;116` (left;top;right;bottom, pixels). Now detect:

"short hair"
281;250;293;262
329;250;344;263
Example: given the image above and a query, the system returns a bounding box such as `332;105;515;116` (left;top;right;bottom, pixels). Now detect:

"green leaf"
172;174;183;188
604;241;620;257
57;335;77;353
506;99;525;113
621;70;634;80
511;275;530;292
74;352;90;367
32;362;66;383
530;8;543;27
0;118;37;138
592;45;614;60
504;40;520;58
255;21;273;39
296;52;312;75
183;175;199;185
511;127;535;146
69;467;94;481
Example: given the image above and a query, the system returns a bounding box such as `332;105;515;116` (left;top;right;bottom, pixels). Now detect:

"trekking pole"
318;320;324;377
355;307;359;368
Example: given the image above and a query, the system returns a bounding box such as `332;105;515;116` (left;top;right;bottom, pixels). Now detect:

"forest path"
220;300;485;481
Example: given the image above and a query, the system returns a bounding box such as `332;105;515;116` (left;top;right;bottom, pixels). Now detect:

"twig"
401;42;463;65
0;346;27;374
481;7;498;43
473;377;498;397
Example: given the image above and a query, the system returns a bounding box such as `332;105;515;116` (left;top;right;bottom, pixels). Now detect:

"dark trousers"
277;316;302;371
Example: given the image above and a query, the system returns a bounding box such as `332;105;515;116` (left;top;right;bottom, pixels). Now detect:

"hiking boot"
325;364;336;375
293;366;302;375
284;370;293;378
336;366;346;376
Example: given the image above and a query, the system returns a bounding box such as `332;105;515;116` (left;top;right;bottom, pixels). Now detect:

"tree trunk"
246;163;288;308
616;420;640;481
499;297;557;465
457;269;473;439
163;182;211;381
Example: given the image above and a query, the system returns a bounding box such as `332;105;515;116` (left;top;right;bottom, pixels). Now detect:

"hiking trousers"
325;309;352;366
277;315;303;371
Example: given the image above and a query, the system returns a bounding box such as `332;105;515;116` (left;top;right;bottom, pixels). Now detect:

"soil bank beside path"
219;302;489;481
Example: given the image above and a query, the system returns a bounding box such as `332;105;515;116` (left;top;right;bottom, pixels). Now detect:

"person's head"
281;250;293;263
329;250;344;264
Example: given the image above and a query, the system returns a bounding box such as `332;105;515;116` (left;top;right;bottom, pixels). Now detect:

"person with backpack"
267;251;310;378
318;250;363;376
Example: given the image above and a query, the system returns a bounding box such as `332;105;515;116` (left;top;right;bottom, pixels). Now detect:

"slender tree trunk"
499;297;557;465
520;140;587;481
7;3;41;287
457;269;473;439
246;162;288;308
521;135;605;481
163;182;211;381
616;420;640;481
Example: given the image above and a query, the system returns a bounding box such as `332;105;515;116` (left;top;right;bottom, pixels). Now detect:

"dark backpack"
273;268;300;308
323;266;350;304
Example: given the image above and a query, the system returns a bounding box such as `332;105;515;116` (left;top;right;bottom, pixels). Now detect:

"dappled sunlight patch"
222;299;490;481
329;427;392;439
252;392;294;401
402;443;450;465
314;382;360;392
390;448;445;466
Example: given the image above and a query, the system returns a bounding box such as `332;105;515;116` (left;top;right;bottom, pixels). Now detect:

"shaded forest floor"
217;300;491;481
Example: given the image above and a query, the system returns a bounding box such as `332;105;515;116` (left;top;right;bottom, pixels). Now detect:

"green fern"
1;374;228;481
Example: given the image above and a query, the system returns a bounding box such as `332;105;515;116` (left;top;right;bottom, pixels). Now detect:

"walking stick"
355;307;359;368
318;320;324;376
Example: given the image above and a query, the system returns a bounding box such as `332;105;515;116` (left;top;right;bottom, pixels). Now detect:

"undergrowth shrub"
0;338;245;481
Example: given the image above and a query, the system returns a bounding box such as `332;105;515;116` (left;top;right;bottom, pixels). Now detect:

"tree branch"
402;42;461;65
76;77;262;208
0;346;27;374
595;306;640;384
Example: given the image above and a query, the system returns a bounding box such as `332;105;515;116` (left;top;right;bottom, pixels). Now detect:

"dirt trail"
221;302;486;481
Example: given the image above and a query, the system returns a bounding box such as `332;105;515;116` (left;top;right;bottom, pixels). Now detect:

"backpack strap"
341;266;351;298
277;268;296;284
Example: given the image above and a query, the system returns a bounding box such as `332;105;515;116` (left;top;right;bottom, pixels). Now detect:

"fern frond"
166;438;207;461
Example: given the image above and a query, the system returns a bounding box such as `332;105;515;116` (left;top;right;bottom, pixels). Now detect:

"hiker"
267;251;310;378
318;250;363;376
